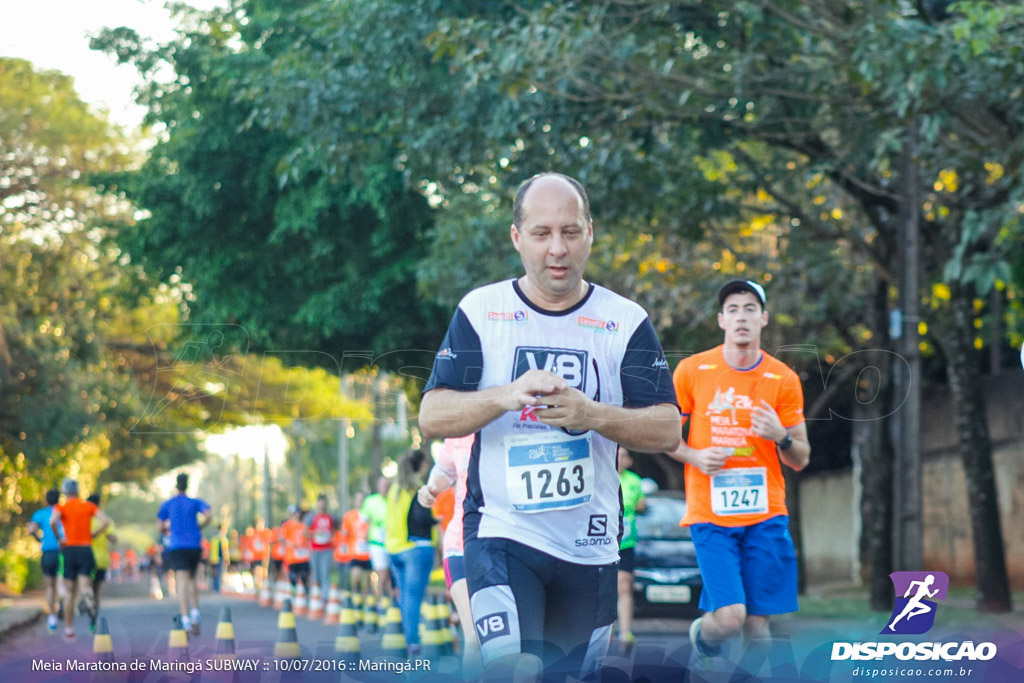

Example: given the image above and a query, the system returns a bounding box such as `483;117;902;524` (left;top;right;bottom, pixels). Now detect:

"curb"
0;606;44;640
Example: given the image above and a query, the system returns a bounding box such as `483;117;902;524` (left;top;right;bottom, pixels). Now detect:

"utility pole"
337;375;352;515
894;120;923;571
370;376;384;480
262;440;272;524
291;425;304;508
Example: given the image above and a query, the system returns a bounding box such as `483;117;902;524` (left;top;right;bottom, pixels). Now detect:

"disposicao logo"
883;571;948;635
831;570;997;663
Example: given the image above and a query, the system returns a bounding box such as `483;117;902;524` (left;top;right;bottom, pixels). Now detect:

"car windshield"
635;496;691;540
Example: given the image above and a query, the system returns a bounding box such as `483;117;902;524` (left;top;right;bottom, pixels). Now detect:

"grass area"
794;585;1024;629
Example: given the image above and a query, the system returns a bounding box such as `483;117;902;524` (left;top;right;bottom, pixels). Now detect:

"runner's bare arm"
419;370;568;440
663;416;733;476
93;509;112;537
751;400;810;471
418;467;455;507
777;422;810;471
49;508;63;547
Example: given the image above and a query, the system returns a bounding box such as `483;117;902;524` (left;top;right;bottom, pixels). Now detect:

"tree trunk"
783;466;805;594
371;379;384;480
859;277;896;612
945;281;1012;613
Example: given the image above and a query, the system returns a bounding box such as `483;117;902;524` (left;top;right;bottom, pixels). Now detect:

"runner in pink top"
418;435;479;675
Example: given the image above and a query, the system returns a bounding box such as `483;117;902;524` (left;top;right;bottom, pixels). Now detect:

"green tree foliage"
0;58;205;544
425;0;1023;612
91;3;447;367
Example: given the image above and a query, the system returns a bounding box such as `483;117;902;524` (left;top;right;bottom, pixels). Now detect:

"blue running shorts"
689;515;798;615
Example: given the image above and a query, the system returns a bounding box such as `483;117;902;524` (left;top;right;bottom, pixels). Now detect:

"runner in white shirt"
419;173;679;678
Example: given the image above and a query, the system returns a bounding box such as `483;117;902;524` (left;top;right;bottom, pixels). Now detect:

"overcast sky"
0;0;222;128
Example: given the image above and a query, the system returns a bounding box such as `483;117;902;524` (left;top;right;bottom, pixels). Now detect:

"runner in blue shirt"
27;489;63;633
157;473;211;634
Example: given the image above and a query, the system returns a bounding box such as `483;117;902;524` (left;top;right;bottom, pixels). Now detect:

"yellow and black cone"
376;595;390;635
421;594;453;659
168;615;189;661
361;593;378;634
435;593;455;652
274;598;301;659
214;607;236;659
92;617;114;663
334;594;361;662
380;603;407;659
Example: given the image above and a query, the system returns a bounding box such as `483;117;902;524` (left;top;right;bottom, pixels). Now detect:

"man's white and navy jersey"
423;279;678;564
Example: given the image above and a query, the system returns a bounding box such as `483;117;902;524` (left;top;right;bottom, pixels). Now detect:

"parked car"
631;490;703;618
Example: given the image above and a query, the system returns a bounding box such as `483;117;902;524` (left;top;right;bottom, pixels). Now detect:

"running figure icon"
888;574;939;631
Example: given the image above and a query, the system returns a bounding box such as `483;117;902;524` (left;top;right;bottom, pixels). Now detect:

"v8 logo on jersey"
475;612;511;644
513;346;589;390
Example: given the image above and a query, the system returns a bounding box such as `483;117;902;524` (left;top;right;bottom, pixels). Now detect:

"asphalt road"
0;582;694;682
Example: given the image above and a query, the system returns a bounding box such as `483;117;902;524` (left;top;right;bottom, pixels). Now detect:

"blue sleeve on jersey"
423;307;484;393
620;318;679;409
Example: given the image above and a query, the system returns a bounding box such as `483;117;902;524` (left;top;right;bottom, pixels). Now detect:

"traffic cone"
323;584;341;625
259;580;273;608
380;603;406;659
421;594;453;659
361;593;378;634
272;579;288;610
308;583;324;620
292;583;308;617
334;595;361;662
376;595;390;635
274;599;301;659
243;572;258;600
435;593;455;652
213;607;236;659
92;617;114;663
168;615;189;661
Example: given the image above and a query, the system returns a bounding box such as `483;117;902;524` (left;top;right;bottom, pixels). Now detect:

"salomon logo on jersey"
513;347;588;390
475;612;511;644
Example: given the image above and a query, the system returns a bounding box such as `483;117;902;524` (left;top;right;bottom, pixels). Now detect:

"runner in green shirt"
360;475;392;602
617;446;647;651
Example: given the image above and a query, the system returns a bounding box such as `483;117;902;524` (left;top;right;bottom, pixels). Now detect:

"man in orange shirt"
282;505;311;591
124;547;138;582
270;522;287;582
336;493;371;596
50;479;112;642
668;280;810;665
249;517;273;589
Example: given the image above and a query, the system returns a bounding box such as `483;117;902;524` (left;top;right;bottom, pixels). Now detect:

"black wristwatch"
776;434;793;451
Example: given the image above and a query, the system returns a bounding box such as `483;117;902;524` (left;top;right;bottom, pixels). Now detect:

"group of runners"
27;172;810;677
416;172;810;677
26;480;114;642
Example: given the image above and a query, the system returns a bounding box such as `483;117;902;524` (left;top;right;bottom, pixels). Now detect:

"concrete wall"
800;372;1024;588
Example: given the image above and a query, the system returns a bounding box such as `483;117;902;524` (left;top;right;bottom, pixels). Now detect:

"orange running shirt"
240;533;255;563
673;346;804;527
56;498;98;546
282;519;310;564
251;528;272;562
271;526;286;561
432;488;455;533
332;529;350;563
341;509;370;561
